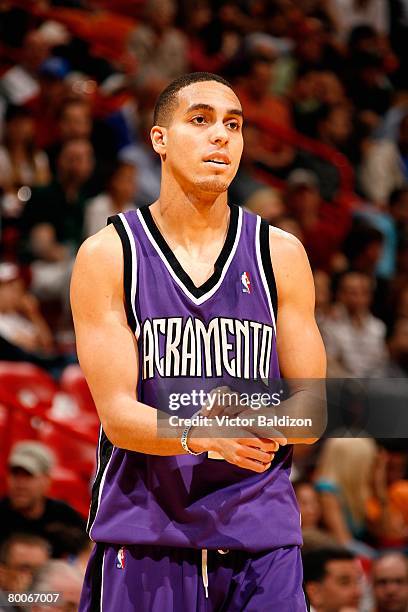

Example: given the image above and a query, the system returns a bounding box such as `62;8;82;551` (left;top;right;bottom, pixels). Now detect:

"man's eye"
227;121;240;130
192;116;206;124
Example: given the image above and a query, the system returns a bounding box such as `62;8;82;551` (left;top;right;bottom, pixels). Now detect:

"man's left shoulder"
268;226;309;267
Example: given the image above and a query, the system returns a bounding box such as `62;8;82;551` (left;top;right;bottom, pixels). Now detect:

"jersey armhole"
107;214;140;336
259;219;278;324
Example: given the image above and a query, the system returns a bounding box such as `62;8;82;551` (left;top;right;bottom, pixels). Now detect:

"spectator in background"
128;0;187;85
365;441;408;547
371;553;408;612
0;30;50;108
314;438;378;554
389;187;408;243
293;480;338;554
118;109;161;207
234;52;295;176
384;318;408;376
321;271;387;376
46;99;93;175
26;56;71;151
30;560;82;612
22;138;94;305
295;481;323;531
0;262;53;357
297;103;353;201
313;270;332;329
328;0;389;42
285;169;351;271
185;0;240;75
0;105;50;194
0;442;85;558
46;98;117;193
83;161;137;237
360;113;408;205
243;187;285;224
275;216;304;242
302;547;363;612
0;261;74;374
0;534;49;602
347;50;393;118
292;70;347;137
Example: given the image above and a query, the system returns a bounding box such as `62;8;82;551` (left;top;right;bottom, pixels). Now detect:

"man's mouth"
203;154;231;165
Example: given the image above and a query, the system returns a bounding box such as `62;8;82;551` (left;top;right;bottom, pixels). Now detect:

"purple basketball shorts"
79;543;309;611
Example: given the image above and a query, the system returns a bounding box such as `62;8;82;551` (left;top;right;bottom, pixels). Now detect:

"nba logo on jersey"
116;547;126;569
241;271;251;294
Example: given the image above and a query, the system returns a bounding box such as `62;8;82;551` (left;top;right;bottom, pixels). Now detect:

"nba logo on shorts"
116;546;126;569
241;271;251;294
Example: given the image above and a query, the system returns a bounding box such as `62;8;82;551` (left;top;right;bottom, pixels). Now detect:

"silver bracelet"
181;424;204;456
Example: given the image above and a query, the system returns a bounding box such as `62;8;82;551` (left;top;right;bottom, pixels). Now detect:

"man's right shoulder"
76;224;123;271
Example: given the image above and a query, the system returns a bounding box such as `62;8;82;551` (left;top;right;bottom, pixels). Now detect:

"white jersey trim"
118;212;141;338
88;447;116;541
255;215;277;333
136;206;243;306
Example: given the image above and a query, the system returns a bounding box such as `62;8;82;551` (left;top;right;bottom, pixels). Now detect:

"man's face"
373;556;408;612
295;483;321;529
338;274;372;314
60;104;92;141
152;81;244;196
309;559;363;611
58;140;94;184
110;165;137;203
32;573;82;612
7;467;49;512
1;542;49;592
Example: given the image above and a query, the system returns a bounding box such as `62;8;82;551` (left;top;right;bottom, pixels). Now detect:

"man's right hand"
188;434;281;473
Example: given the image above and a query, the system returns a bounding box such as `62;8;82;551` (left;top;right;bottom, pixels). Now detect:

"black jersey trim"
89;543;105;611
87;428;113;535
139;203;240;299
260;219;278;323
107;215;137;334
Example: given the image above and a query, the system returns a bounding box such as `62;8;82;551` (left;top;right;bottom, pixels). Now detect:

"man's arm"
270;227;327;444
70;225;280;471
70;225;185;455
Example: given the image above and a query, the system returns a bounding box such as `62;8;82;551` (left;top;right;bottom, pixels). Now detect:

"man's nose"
209;122;229;145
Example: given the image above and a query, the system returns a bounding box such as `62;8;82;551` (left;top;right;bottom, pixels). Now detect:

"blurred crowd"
0;0;408;610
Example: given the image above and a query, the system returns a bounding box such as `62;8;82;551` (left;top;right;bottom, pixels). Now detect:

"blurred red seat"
49;464;91;518
39;417;97;481
0;363;59;464
60;365;97;416
0;362;58;409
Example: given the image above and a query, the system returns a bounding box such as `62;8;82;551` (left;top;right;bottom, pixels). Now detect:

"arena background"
0;1;407;609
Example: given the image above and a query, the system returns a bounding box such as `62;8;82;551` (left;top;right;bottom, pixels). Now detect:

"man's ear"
150;126;167;156
305;581;323;608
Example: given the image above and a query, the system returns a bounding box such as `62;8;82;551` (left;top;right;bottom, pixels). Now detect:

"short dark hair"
342;222;384;262
303;548;356;584
153;72;234;126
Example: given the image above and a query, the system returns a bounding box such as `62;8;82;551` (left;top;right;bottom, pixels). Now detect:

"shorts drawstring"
201;549;209;598
201;549;229;599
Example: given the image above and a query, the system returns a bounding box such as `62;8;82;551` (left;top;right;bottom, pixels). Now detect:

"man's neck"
150;180;230;253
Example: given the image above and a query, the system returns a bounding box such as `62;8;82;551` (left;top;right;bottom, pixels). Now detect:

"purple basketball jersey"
87;204;302;551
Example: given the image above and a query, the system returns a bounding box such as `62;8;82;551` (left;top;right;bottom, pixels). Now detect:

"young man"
303;548;363;612
71;72;326;611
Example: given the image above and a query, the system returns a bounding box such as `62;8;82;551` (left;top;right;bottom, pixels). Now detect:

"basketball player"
71;72;326;611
